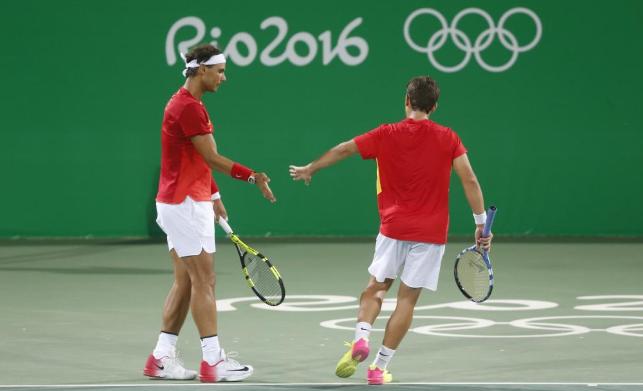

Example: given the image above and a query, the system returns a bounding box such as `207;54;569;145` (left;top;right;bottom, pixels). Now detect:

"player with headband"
143;44;276;383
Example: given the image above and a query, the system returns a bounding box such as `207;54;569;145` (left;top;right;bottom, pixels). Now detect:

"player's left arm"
453;153;492;250
192;134;276;203
289;139;358;185
192;134;234;173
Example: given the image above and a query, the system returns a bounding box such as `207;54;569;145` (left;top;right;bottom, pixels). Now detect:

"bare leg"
357;276;394;324
145;251;201;379
161;250;192;333
382;281;422;349
182;250;217;336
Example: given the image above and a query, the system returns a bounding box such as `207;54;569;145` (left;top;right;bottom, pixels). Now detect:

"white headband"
181;53;226;77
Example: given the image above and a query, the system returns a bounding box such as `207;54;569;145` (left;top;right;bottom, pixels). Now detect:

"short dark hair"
406;76;440;113
184;44;222;78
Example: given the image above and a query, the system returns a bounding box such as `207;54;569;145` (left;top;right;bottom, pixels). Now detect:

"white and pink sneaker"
143;353;197;380
199;349;253;383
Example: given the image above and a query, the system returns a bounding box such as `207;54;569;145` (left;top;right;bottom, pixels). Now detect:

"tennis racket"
217;218;285;306
454;206;497;303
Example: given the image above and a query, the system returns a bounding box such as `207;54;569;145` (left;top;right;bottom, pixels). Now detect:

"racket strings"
244;252;283;303
456;251;490;302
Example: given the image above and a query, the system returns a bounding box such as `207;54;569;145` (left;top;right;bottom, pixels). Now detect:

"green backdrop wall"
1;0;642;238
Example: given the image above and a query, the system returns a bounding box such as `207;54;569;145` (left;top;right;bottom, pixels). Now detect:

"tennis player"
290;76;492;385
143;44;276;383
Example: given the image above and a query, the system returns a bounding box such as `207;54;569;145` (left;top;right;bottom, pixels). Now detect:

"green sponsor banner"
1;1;642;237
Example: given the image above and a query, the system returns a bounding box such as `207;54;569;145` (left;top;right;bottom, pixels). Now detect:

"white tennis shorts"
368;233;445;290
155;196;216;257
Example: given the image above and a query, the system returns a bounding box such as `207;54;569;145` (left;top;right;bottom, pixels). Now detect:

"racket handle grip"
482;206;497;237
218;217;234;235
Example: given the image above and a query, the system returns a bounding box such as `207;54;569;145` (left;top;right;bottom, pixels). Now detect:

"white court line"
1;383;643;388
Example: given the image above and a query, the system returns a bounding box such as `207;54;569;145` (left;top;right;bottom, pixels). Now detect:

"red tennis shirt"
354;118;467;244
156;88;218;204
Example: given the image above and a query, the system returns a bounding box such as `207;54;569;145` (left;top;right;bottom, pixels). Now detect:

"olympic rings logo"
217;295;643;338
403;7;542;73
321;316;643;338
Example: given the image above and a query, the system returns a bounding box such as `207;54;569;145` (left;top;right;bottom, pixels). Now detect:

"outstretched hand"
289;164;313;185
254;172;276;203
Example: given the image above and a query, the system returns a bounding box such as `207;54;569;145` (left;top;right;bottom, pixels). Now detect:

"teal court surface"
1;241;642;391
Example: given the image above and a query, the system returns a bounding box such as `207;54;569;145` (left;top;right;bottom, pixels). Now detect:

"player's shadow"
0;265;172;275
0;264;231;275
0;245;120;265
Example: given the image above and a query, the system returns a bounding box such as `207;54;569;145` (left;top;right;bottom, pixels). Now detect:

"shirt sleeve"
451;129;468;159
180;102;213;137
354;125;387;160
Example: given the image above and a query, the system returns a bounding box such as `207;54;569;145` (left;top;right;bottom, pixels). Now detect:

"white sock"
354;322;372;341
373;345;396;369
152;331;178;359
201;335;222;365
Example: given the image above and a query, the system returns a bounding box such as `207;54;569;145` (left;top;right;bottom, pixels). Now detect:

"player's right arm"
453;153;492;250
192;134;276;203
289;140;358;185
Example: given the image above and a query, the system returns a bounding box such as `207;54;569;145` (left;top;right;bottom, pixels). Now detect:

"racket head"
229;234;285;306
454;245;494;303
241;250;286;306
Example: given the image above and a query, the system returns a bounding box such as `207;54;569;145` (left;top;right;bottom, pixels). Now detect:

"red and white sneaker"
143;354;197;380
199;349;254;383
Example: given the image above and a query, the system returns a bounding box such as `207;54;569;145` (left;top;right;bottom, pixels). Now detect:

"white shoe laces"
161;353;192;376
220;349;243;368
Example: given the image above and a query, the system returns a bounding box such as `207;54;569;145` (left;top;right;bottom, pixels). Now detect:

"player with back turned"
290;76;493;385
142;44;276;383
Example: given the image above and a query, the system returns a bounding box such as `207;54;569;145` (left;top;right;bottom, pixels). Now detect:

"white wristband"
211;192;221;201
473;212;487;225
